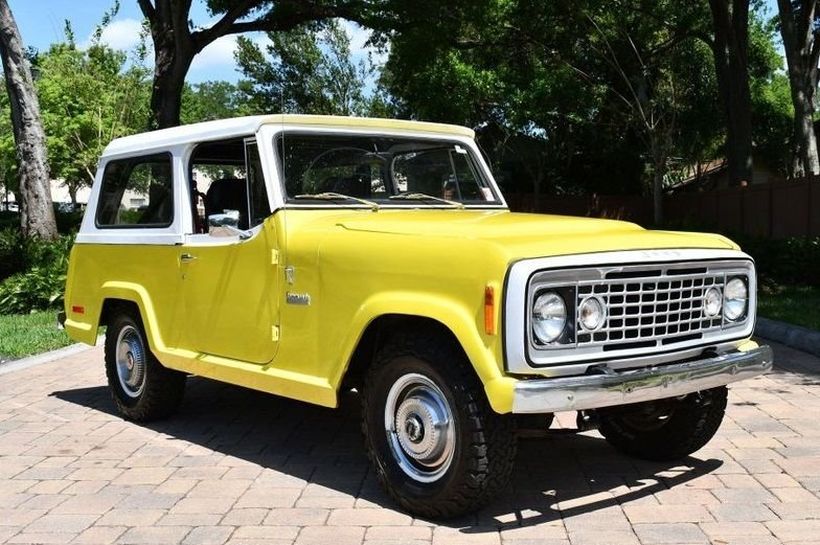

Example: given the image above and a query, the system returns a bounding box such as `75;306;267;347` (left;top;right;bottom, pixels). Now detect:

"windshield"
275;133;501;206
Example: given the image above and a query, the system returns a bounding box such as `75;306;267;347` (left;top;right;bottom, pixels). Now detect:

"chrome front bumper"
512;345;773;414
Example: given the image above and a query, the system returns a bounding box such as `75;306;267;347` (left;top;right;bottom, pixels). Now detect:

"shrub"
732;235;820;287
0;233;74;315
0;211;17;231
0;267;67;314
661;219;820;287
0;205;84;236
0;228;24;281
55;207;84;234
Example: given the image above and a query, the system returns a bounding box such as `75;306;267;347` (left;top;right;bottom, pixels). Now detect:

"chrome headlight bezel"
703;286;723;318
723;276;749;322
579;296;606;331
531;290;569;345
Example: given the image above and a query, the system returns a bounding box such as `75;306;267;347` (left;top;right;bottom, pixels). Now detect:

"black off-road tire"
105;311;186;422
362;330;517;519
597;386;728;461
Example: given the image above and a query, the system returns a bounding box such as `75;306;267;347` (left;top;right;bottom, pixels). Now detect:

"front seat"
204;178;248;230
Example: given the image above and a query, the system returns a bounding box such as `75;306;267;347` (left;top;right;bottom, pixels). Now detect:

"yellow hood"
332;209;737;260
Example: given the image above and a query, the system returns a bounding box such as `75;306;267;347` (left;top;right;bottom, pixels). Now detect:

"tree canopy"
0;0;811;237
36;26;151;204
235;20;371;116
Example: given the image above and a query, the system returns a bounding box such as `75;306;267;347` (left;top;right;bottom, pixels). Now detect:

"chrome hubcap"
384;372;455;483
115;325;146;398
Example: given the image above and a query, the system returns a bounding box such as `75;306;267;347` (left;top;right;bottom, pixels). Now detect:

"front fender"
334;290;516;414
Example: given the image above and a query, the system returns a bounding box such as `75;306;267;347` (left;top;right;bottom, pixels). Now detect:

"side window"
246;141;271;227
190;138;271;233
96;153;174;228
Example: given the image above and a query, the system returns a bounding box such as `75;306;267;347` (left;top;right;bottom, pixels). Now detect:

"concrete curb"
0;343;93;376
755;317;820;358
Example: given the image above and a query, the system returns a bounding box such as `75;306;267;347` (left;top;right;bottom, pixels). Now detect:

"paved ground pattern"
0;340;818;545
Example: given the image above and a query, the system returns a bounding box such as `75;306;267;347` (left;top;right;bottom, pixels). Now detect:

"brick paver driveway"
0;340;818;545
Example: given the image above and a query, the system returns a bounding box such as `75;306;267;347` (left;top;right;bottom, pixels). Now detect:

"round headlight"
724;277;748;321
703;286;722;318
532;291;567;344
579;296;606;331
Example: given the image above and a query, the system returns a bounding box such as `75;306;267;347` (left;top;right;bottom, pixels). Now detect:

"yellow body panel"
65;208;740;413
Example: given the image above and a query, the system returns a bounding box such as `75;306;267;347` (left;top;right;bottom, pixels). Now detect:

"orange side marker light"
484;286;496;335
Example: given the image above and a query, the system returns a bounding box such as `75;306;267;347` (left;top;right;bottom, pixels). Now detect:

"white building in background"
2;169;222;212
1;180;89;209
2;180;150;211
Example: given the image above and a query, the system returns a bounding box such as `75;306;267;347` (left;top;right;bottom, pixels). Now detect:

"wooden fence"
505;178;820;238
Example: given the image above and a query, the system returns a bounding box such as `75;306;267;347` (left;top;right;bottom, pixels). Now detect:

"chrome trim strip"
504;249;757;375
511;345;773;413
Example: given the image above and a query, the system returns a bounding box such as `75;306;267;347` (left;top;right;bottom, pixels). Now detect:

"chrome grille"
509;251;757;373
524;258;756;367
575;273;725;347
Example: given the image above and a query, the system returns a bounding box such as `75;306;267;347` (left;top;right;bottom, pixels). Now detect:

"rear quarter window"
96;153;174;228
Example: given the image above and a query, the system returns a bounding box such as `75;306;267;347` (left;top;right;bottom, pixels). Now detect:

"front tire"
105;311;186;422
597;386;728;461
362;333;516;518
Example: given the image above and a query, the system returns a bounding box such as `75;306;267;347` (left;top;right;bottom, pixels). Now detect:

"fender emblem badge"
286;292;311;306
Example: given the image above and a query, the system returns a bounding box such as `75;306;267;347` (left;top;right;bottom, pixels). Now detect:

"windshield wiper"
293;192;379;211
388;192;465;208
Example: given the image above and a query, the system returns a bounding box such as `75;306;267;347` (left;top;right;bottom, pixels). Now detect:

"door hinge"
271;249;279;265
271;325;280;342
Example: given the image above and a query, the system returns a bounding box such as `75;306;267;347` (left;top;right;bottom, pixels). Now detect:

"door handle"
180;253;197;263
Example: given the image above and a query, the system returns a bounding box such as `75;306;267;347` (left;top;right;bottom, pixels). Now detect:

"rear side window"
96;153;174;228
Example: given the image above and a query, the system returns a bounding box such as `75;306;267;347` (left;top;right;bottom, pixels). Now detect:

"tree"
181;80;248;123
36;23;151;207
382;1;710;209
235;20;369;115
775;0;820;178
0;0;57;239
581;16;685;224
0;86;17;207
706;0;754;186
138;0;371;129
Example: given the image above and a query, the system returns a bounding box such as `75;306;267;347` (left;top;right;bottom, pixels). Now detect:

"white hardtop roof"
102;114;476;157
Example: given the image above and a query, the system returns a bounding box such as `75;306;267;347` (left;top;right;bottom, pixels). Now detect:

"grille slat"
576;271;724;348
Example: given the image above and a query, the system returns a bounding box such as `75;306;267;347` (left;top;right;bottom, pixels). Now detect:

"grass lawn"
758;284;820;331
0;310;73;361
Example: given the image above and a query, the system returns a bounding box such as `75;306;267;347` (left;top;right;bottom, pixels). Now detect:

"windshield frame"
270;127;508;210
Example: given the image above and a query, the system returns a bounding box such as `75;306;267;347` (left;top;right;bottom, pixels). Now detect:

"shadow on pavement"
767;340;820;386
52;376;722;532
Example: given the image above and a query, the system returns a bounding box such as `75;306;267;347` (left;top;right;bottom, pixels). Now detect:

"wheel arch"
334;292;516;413
97;281;168;354
341;314;461;389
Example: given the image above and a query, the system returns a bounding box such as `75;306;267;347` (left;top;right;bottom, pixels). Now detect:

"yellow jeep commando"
63;115;773;518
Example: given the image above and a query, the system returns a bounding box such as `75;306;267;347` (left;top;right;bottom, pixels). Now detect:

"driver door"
179;138;279;364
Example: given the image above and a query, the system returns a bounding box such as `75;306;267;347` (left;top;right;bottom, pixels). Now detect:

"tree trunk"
0;0;57;240
147;20;195;130
776;0;820;178
708;0;754;186
790;92;820;178
68;184;78;208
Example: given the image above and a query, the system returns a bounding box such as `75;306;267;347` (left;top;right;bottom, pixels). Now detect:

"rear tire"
104;310;185;422
362;331;516;519
597;387;728;461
